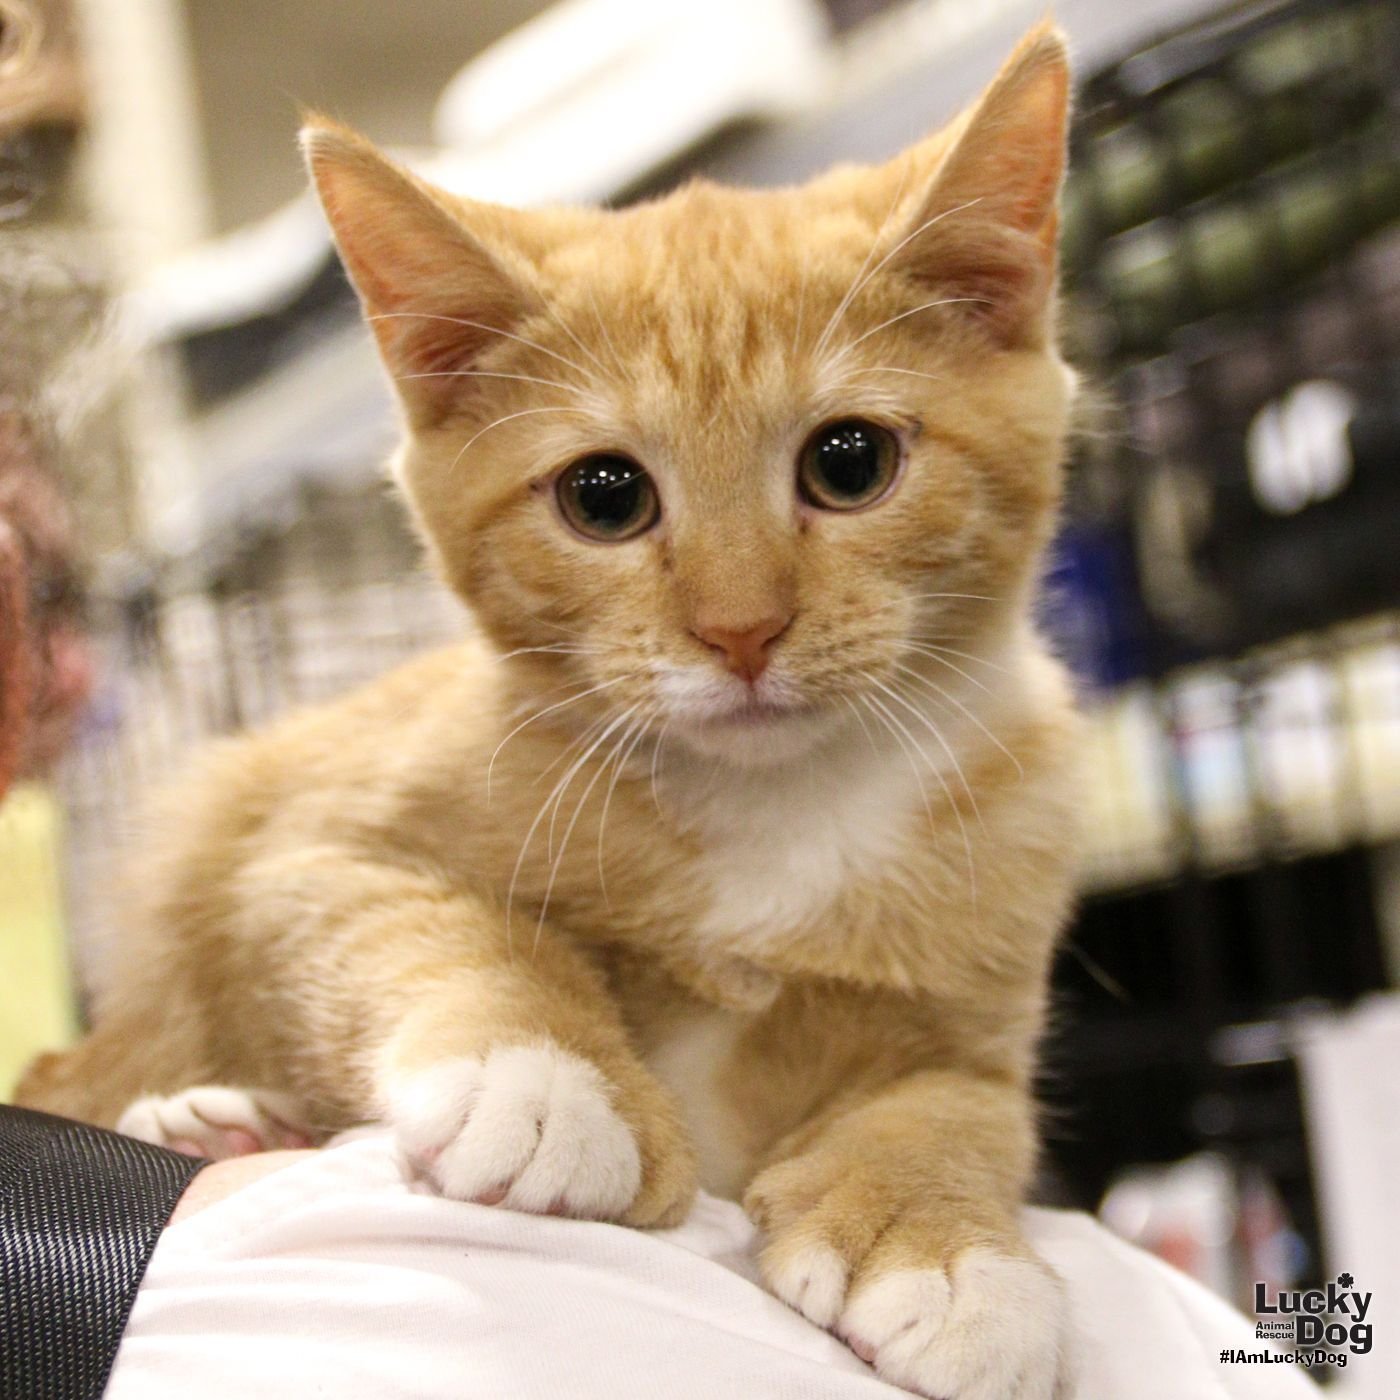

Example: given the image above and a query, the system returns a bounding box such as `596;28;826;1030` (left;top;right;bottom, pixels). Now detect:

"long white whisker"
495;642;599;663
906;640;1012;679
536;706;619;797
812;165;912;360
860;693;934;833
842;693;881;757
512;608;596;643
649;719;672;815
449;406;584;475
532;287;612;381
393;369;579;395
597;710;653;906
904;592;1002;604
583;280;628;380
864;686;976;905
534;704;642;956
869;676;983;837
889;660;1022;779
367;311;596;382
900;645;994;695
864;593;1004;613
839;365;946;385
487;675;626;799
505;701;634;952
546;704;637;862
836;297;992;358
822;197;985;359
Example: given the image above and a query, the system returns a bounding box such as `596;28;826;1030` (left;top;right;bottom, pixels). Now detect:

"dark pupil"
814;424;881;497
573;457;644;530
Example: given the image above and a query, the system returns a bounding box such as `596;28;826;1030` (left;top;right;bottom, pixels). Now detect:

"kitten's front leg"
378;974;697;1227
746;1069;1067;1400
209;854;697;1227
320;877;699;1227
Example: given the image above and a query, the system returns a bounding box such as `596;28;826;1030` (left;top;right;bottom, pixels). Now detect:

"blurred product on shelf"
431;0;827;205
1100;1151;1304;1312
1062;0;1400;665
1042;0;1400;1334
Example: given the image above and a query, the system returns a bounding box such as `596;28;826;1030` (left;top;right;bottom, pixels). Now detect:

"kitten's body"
29;630;1077;1186
21;26;1083;1399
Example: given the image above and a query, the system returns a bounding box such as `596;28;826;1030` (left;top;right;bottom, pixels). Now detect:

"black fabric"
0;1105;207;1399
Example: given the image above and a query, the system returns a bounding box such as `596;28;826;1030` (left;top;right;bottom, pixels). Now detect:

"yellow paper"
0;784;78;1099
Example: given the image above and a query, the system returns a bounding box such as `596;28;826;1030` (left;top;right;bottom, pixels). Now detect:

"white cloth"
109;1134;1317;1400
1295;996;1400;1400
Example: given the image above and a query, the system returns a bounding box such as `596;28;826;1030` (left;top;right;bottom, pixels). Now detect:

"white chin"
673;707;842;768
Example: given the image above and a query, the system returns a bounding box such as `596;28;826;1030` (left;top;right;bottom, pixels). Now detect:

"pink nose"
692;613;792;684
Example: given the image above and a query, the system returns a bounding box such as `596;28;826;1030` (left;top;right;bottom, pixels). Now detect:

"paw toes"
760;1212;1067;1400
765;1243;849;1330
839;1253;1065;1400
117;1086;311;1160
389;1043;642;1220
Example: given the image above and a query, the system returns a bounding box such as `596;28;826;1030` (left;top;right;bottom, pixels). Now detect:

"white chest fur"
645;1005;753;1198
680;728;930;950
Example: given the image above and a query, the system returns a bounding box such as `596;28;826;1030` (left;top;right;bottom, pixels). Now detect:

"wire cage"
58;483;467;989
1041;0;1400;1320
41;0;1400;1324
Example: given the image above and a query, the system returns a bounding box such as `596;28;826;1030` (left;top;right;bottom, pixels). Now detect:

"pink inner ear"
305;131;528;410
370;290;524;420
882;27;1067;346
904;221;1056;348
384;311;498;381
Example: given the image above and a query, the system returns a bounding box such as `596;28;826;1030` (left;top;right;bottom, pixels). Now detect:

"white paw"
766;1243;850;1330
838;1251;1068;1400
117;1085;312;1159
387;1043;642;1219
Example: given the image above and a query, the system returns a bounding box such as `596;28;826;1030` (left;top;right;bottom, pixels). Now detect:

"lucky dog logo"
1228;1272;1374;1370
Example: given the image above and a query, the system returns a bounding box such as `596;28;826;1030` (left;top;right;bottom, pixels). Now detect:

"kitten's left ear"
301;119;531;424
890;21;1071;346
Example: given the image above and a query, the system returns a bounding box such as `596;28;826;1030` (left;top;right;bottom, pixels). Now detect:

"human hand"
168;1150;315;1225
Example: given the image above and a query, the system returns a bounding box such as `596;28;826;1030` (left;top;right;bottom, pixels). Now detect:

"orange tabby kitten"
20;25;1082;1399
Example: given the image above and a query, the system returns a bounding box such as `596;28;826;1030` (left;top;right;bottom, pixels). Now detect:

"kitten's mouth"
700;697;817;728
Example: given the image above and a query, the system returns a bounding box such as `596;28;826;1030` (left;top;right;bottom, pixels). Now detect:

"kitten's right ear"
884;22;1071;348
301;119;529;424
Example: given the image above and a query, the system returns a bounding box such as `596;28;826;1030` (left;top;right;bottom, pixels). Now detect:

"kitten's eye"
798;418;899;511
556;454;660;542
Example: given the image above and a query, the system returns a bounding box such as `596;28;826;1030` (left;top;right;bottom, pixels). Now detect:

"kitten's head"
304;24;1073;769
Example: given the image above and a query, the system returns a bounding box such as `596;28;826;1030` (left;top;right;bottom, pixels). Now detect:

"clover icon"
1338;1272;1355;1289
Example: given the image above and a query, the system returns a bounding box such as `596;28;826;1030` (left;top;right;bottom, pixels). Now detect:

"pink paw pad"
117;1086;312;1161
846;1336;877;1365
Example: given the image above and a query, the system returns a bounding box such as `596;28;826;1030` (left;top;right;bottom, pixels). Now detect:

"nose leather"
692;614;792;684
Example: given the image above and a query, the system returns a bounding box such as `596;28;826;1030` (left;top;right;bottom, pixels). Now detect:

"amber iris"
798;419;899;511
557;455;660;541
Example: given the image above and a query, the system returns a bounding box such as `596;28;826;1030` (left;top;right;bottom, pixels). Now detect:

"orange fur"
19;24;1084;1396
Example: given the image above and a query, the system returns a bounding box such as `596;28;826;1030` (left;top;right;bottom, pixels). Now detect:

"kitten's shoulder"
144;637;496;830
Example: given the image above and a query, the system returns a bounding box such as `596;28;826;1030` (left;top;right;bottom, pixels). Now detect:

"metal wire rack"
1043;0;1400;1318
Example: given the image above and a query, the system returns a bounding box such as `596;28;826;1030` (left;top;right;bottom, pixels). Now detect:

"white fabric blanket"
109;1133;1318;1399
